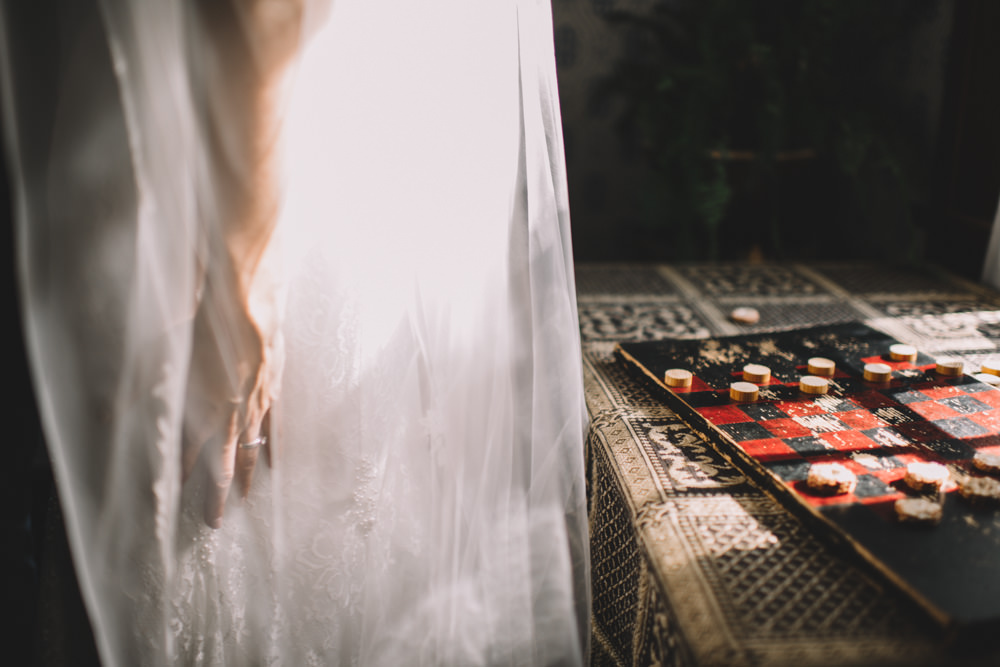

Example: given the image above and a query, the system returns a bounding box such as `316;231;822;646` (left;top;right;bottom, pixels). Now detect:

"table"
579;262;1000;667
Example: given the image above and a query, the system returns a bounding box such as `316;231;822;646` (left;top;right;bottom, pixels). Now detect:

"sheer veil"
1;0;589;664
983;195;1000;290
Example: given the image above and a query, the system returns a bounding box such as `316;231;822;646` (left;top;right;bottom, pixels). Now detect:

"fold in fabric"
982;193;1000;290
1;0;590;664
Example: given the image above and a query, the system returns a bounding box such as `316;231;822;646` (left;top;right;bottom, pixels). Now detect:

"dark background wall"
553;0;654;261
931;0;1000;277
552;0;999;273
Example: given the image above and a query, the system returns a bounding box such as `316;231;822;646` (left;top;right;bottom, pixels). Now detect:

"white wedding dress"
1;0;589;664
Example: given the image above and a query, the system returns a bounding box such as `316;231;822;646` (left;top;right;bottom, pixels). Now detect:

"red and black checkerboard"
691;359;1000;510
618;322;1000;634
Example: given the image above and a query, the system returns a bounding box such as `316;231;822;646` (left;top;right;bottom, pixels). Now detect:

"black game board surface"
618;322;1000;635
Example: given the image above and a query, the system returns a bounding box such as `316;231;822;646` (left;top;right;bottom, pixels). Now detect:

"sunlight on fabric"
714;515;781;555
642;497;781;558
279;0;521;355
870;313;1000;354
683;498;781;557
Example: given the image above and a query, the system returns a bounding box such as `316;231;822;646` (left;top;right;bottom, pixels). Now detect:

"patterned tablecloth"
579;262;1000;667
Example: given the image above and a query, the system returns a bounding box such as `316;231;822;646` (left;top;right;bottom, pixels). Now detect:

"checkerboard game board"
618;322;1000;634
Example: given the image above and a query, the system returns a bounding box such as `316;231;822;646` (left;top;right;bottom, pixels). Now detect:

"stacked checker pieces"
616;322;1000;634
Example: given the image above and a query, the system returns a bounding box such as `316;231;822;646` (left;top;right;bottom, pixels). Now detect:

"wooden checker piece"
807;462;856;495
729;381;758;402
958;476;1000;507
981;358;1000;377
888;343;917;362
664;368;692;388
798;375;829;395
806;357;835;377
729;306;760;324
742;363;771;384
616;321;1000;634
863;362;892;383
903;461;949;493
973;451;1000;476
935;357;964;377
895;497;942;525
974;372;1000;387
